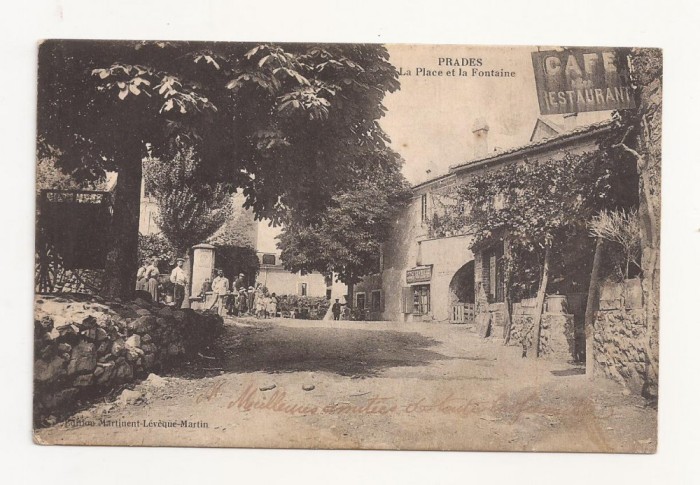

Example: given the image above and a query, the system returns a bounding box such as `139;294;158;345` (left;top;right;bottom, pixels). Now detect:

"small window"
371;290;381;312
370;253;381;275
300;283;307;296
421;194;428;222
356;293;366;311
262;254;276;265
493;193;506;210
481;244;505;303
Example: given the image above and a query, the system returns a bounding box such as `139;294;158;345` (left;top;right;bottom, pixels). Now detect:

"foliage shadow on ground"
169;322;452;379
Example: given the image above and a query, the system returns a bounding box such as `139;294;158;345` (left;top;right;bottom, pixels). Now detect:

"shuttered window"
401;287;413;314
482;244;505;303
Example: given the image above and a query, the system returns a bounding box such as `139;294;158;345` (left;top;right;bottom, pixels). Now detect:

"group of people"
204;269;278;319
136;259;281;318
135;257;188;308
135;258;161;302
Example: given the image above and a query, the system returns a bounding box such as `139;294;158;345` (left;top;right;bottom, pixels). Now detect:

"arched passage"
449;260;475;307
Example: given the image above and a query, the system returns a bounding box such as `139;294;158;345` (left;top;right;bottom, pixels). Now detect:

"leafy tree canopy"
277;150;411;290
37;40;400;297
38;40;400;223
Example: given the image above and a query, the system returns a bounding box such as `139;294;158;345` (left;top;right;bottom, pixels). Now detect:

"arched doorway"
449;260;475;323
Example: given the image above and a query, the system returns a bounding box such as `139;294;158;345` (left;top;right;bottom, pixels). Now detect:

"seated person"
199;278;212;298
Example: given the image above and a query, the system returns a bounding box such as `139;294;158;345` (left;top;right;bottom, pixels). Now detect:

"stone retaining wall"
34;294;223;421
593;279;650;394
508;300;575;360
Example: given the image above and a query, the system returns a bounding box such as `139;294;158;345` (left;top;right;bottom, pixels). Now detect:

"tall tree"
37;41;399;298
277;150;411;308
144;146;230;255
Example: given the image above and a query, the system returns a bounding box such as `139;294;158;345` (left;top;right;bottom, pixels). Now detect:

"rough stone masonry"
34;294;223;423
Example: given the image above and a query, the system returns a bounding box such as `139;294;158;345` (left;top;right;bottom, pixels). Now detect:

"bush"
589;209;641;280
276;295;330;319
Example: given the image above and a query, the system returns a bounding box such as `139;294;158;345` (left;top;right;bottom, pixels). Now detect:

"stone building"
355;116;616;344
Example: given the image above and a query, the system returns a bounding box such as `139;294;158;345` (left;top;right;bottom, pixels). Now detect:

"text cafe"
402;266;432;316
531;49;636;115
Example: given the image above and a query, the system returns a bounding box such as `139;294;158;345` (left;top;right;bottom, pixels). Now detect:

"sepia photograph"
31;40;662;453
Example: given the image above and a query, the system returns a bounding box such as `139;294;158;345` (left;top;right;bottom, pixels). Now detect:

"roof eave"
449;121;615;176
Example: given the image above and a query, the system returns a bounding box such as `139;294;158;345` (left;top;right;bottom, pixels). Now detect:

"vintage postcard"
33;41;660;452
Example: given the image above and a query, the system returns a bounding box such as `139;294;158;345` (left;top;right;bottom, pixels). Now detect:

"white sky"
381;45;610;185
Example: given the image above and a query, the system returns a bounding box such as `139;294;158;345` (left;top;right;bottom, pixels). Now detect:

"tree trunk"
585;237;604;378
502;238;513;343
531;244;551;358
100;158;142;300
503;285;513;343
346;280;354;309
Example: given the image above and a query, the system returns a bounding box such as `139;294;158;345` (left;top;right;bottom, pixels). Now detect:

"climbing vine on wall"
433;147;637;300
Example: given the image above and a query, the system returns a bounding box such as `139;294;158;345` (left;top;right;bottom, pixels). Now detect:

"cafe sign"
531;48;635;115
406;266;432;284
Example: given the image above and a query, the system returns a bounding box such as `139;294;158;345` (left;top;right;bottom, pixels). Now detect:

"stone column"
191;243;216;303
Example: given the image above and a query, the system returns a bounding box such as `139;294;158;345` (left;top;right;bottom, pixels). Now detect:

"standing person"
332;299;342;321
210;269;230;317
170;257;188;308
267;293;278;319
145;258;160;303
255;286;266;318
226;284;236;316
135;260;149;291
238;286;248;315
247;286;255;316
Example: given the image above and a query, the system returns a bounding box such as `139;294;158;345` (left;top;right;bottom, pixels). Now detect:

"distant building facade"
254;222;334;299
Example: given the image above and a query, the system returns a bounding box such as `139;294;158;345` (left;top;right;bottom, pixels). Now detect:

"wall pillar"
191;243;216;299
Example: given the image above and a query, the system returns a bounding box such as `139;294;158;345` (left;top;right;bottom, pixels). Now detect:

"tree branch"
613;126;644;165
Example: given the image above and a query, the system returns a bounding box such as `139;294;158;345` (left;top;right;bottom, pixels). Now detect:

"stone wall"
508;299;575;360
593;278;650;394
34;294;223;421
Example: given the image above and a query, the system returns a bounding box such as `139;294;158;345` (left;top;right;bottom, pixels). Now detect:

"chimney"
472;118;489;158
562;113;578;132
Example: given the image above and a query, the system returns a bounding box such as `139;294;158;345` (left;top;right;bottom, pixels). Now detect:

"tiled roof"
448;119;615;172
411;119;615;190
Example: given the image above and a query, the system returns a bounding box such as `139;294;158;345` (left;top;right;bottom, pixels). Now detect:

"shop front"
402;265;433;321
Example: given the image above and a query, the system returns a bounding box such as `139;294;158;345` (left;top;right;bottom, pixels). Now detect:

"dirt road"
35;317;657;452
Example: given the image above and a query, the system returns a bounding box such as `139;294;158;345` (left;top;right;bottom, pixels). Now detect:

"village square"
32;42;661;452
